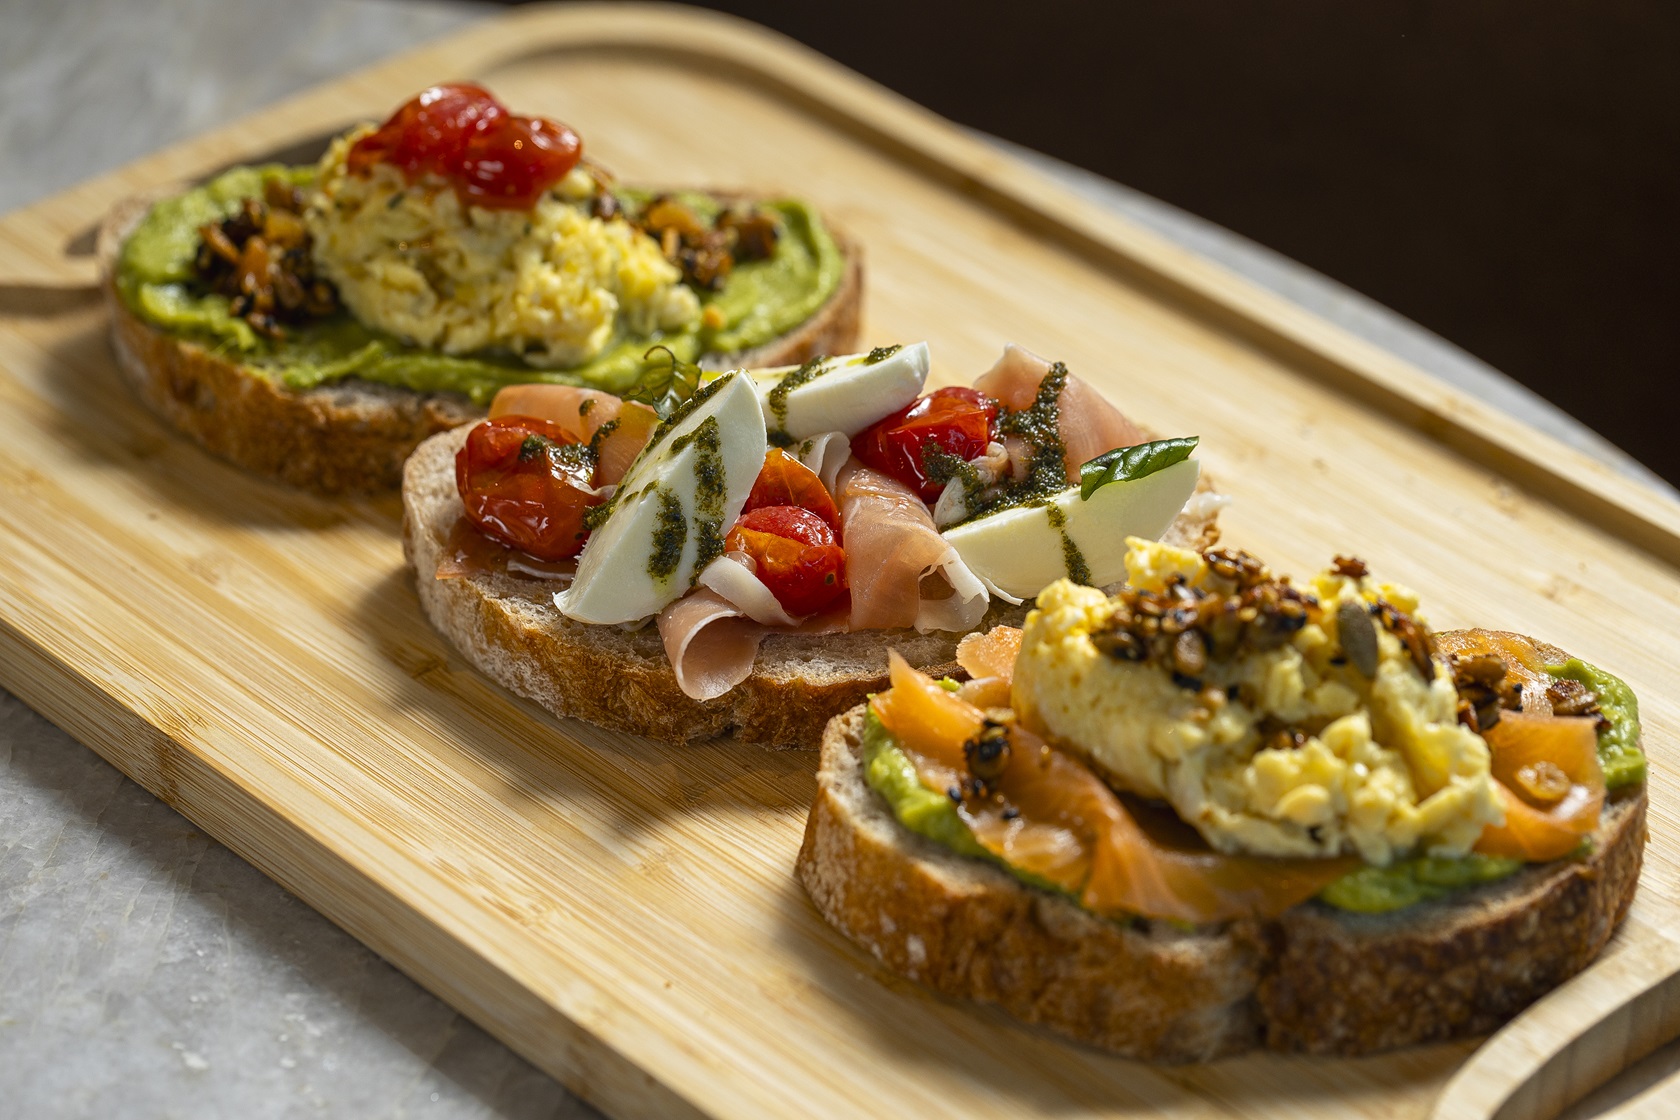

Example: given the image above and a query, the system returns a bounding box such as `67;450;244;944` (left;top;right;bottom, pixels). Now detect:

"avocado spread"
1552;658;1645;789
863;658;1645;918
116;167;845;406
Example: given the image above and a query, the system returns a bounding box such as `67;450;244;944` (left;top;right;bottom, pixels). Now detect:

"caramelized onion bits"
871;652;1355;924
193;177;340;339
634;195;780;291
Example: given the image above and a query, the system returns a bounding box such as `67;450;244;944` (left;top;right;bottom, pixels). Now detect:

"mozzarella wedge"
733;341;930;440
941;459;1200;600
557;372;767;625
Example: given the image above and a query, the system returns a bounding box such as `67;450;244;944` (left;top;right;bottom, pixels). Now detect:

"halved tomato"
742;448;840;533
724;506;848;617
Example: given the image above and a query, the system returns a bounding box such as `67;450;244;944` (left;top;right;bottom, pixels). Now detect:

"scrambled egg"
304;128;699;368
1012;540;1503;864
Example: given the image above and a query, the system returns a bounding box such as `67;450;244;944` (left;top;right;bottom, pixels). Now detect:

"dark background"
516;1;1680;481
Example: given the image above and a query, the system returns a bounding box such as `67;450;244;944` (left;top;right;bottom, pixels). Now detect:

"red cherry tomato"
348;83;582;211
742;448;841;535
459;115;583;210
348;83;504;179
455;416;603;560
725;506;848;617
850;387;998;501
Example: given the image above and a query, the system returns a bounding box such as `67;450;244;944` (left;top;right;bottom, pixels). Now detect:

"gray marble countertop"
1;1;1668;1117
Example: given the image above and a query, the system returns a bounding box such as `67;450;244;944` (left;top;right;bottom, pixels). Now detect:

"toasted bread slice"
400;425;1222;748
796;648;1647;1060
97;190;864;494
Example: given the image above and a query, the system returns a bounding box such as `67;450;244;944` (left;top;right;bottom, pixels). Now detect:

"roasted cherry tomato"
850;387;999;501
742;448;841;535
458;114;583;210
724;506;848;617
455;416;602;561
348;83;503;179
348;83;582;210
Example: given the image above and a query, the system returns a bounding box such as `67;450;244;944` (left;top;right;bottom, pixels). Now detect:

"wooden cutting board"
1;5;1676;1117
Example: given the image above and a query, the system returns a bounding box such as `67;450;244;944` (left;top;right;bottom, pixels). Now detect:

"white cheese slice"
727;341;929;440
941;459;1200;599
557;372;767;625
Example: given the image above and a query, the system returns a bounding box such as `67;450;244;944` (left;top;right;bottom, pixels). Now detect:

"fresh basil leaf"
1079;436;1199;500
624;345;704;418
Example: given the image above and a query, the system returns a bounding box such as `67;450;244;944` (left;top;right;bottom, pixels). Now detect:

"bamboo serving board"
1;5;1676;1117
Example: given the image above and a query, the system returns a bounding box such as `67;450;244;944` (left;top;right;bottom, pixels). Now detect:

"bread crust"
98;189;864;493
400;426;1220;749
796;649;1648;1059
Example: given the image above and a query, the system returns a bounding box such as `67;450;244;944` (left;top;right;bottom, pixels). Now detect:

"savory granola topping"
193;176;340;339
633;196;781;290
1090;548;1320;686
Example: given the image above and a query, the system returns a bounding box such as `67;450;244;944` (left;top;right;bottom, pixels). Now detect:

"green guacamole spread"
1551;658;1645;789
115;167;845;406
863;658;1646;918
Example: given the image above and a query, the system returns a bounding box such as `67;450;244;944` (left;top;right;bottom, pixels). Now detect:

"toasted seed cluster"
1446;649;1607;735
193;176;340;339
1090;548;1320;689
1449;651;1524;732
633;196;780;290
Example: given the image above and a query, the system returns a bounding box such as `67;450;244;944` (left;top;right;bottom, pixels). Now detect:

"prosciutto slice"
792;431;853;495
837;463;988;633
973;344;1148;481
697;555;801;627
656;587;769;701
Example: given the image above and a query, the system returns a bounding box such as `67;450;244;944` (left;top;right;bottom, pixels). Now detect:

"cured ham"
488;383;658;485
656;587;768;701
973;344;1148;481
836;463;988;634
697;554;801;627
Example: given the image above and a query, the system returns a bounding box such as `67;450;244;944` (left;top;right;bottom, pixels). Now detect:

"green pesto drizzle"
1044;505;1090;584
647;486;687;582
578;397;596;417
587;417;620;458
865;344;901;364
520;433;594;473
670;415;727;584
588;372;737;534
641;371;735;464
923;447;990;509
765;355;830;442
940;360;1071;527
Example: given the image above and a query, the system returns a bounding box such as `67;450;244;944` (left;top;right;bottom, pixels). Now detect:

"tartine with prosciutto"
401;341;1224;745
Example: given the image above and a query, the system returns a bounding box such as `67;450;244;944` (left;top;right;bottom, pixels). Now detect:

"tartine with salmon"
797;540;1647;1060
402;342;1224;747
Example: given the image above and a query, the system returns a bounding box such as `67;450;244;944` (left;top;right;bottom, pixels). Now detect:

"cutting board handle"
1430;933;1680;1120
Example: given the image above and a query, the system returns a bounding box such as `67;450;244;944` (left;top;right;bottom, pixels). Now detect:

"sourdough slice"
401;425;1221;749
796;646;1647;1060
97;189;864;494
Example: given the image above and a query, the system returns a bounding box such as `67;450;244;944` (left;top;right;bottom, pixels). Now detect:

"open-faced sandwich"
402;342;1225;747
798;538;1647;1060
98;83;860;491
